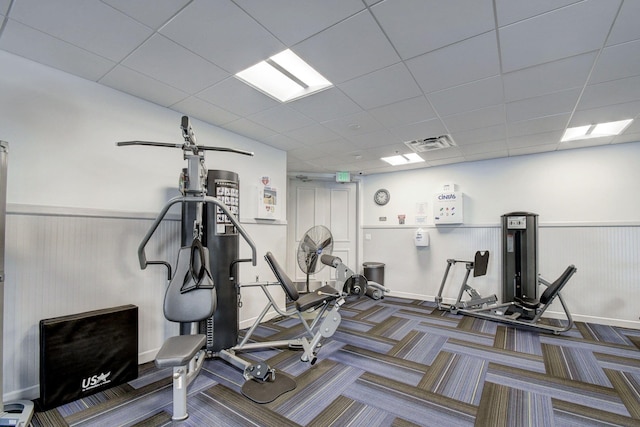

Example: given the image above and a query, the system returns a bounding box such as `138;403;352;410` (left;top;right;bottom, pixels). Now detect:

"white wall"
363;143;640;226
0;50;286;217
0;51;288;400
362;142;640;329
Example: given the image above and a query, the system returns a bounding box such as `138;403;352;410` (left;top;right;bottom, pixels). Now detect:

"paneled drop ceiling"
1;0;639;175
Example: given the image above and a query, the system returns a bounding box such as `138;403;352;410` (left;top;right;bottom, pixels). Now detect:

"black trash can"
363;262;385;285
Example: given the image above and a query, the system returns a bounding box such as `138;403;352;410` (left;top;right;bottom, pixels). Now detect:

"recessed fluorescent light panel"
561;119;633;142
235;49;332;102
381;153;425;166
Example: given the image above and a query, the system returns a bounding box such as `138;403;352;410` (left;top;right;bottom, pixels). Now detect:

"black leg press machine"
435;212;578;335
118;117;383;420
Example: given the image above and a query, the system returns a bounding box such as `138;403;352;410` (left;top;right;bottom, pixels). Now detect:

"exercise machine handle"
138;195;257;274
116;140;254;157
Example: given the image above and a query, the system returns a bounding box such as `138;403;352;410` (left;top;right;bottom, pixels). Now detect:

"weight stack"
204;170;240;352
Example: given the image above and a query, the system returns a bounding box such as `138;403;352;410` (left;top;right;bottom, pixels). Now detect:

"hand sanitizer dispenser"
415;228;429;247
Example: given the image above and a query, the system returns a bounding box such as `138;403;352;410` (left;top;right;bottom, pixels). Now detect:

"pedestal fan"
296;225;333;293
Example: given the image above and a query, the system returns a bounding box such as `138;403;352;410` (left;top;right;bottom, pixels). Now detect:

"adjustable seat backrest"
164;244;216;323
539;265;577;306
265;251;299;302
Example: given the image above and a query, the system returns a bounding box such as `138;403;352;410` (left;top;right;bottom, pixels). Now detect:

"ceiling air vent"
404;135;456;152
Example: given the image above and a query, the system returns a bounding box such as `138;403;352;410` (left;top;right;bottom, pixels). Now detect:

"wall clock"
374;188;390;206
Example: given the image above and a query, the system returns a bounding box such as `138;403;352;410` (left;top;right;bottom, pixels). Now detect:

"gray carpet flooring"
32;296;640;426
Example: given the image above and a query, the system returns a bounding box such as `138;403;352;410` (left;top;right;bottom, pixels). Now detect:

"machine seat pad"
155;334;206;369
296;285;340;312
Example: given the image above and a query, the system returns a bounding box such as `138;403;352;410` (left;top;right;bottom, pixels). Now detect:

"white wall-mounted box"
434;192;463;224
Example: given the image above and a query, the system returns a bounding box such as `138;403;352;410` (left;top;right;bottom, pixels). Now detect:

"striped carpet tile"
30;296;640;426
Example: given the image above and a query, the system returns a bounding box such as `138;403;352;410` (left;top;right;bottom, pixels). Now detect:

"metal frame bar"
457;272;576;334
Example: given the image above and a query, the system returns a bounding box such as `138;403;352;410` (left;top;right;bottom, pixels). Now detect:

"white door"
287;178;357;290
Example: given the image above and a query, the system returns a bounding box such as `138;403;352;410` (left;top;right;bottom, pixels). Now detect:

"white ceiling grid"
0;0;638;175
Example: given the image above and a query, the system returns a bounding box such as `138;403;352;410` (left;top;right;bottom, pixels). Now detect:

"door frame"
286;173;362;286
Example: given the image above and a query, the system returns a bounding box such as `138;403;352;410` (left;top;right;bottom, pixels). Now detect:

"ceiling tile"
0;20;115;81
407;31;500;93
505;88;580;123
308;154;354;169
569;100;640;127
315;139;359;156
197;77;279;117
509;143;558;157
507;130;562;149
247;105;314;134
221;117;278;141
234;0;364;46
495;0;581;26
499;1;620;72
578;75;640;111
465;150;509;162
101;0;191;29
293;10;400;84
123;34;228;94
503;52;596;102
284;124;341;145
99;65;189;107
322;111;385;138
160;0;284;73
368;96;437;128
288;158;328;174
442;104;505;133
420;147;463;161
287;144;328;161
459;139;508;155
589;39;640;85
338;63;422;109
360;143;414;159
428;76;503;117
263;134;303;151
606;0;640;46
9;0;152;62
371;0;494;59
170;97;240;126
507;114;570;138
388;118;449;143
288;88;362;122
451;124;506;146
349;129;397;149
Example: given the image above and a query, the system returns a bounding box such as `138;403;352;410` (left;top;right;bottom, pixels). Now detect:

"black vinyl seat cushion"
296;285;340;311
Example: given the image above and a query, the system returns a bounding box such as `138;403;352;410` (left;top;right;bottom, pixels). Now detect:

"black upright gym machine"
436;212;578;334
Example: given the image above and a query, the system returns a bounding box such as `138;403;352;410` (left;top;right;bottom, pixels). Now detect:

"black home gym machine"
119;117;348;417
436;212;578;335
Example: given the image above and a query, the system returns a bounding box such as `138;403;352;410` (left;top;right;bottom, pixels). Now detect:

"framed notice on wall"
257;186;277;219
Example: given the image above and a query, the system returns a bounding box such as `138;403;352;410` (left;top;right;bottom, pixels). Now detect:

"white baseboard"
390;292;640;330
138;348;158;364
3;384;39;402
